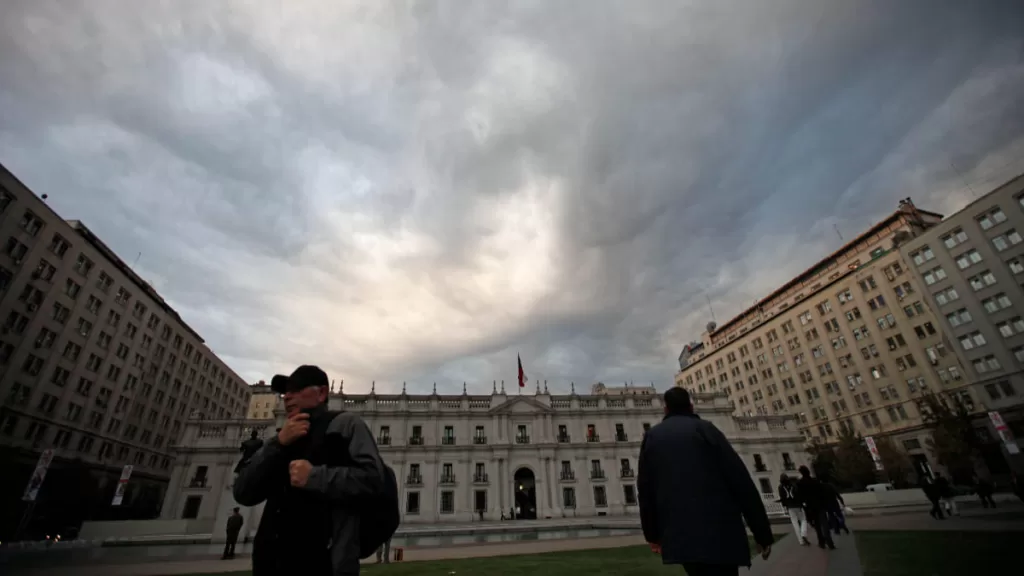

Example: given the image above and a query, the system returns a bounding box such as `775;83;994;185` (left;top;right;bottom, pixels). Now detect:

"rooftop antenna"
950;159;979;198
706;294;716;323
133;252;142;267
833;224;844;242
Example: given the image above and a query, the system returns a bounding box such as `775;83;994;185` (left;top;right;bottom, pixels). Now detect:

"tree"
831;427;877;490
921;392;979;484
807;438;836;480
874;436;913;487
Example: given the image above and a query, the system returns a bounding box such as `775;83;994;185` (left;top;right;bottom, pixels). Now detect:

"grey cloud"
1;0;1023;393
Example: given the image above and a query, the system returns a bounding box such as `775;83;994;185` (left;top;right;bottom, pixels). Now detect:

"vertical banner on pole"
111;465;134;506
988;411;1020;455
22;449;56;502
864;436;884;471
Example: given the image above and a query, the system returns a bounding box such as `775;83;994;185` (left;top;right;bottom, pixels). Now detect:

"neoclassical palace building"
158;382;804;534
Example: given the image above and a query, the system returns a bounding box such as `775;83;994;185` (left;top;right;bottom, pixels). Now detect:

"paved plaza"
7;504;1023;576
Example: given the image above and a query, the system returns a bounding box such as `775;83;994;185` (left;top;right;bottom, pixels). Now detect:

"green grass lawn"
856;530;1024;576
189;539;765;576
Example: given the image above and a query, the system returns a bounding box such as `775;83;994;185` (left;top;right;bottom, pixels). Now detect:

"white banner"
989;411;1020;455
864;436;884;471
111;465;134;506
22;449;55;502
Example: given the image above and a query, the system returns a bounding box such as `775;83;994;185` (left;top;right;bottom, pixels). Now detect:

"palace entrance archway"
512;467;537;520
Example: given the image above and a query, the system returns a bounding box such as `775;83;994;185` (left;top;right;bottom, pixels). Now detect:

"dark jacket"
975;478;993;496
921;479;939;502
638;413;773;567
796;475;826;513
934;476;952;499
821;483;843;512
778;482;801;509
233;405;386;576
226;514;244;537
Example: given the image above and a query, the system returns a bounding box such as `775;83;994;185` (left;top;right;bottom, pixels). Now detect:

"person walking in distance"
222;508;244;560
778;474;810;546
933;472;958;517
1012;473;1024;505
375;537;392;564
920;476;945;520
233;365;394;576
639;388;773;576
820;477;849;535
796;466;835;550
974;475;996;509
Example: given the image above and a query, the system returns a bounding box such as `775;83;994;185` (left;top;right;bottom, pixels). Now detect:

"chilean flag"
518;355;528;388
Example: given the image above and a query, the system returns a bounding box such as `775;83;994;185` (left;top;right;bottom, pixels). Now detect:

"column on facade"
545;456;554;510
431;454;441;523
464;458;473;519
497;458;504;513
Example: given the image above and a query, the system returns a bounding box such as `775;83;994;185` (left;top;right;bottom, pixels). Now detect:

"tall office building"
898;174;1024;465
674;199;984;478
0;164;250;539
246;380;278;420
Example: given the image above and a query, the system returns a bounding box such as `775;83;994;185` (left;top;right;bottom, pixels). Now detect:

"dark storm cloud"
1;0;1023;392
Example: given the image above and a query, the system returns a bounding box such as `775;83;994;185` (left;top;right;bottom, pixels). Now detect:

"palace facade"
160;384;805;534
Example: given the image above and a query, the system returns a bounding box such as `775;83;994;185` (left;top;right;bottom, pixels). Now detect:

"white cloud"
1;0;1022;393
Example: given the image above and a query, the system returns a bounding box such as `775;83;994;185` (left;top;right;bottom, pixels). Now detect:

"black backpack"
359;464;399;558
309;410;400;559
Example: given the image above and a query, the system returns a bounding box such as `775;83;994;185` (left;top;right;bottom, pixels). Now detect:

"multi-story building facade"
159;386;805;534
246;381;277;420
899;174;1024;470
675;200;979;478
0;164;250;539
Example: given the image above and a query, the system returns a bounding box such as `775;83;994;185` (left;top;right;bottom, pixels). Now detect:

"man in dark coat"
222;507;244;559
933;472;959;516
820;478;849;535
920;476;944;520
639;387;773;576
234;365;387;576
796;466;835;549
974;475;996;508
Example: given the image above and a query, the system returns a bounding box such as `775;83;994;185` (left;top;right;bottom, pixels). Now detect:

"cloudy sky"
2;1;1023;394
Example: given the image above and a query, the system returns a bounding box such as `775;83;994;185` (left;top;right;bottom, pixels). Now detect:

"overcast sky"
2;1;1023;394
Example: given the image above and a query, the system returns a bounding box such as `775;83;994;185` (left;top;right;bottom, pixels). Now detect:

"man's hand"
649;543;661;554
758;544;771;560
278;413;310;446
289;459;313;488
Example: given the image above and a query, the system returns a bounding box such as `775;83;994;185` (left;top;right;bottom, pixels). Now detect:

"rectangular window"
406;492;420;514
911;247;935;266
977;208;1007;230
593;486;607;507
562;487;576;509
955;249;983;270
440;491;455;514
623;485;637;506
942;229;968;249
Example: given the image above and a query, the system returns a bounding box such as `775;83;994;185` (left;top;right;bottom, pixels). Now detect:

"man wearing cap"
234;366;387;576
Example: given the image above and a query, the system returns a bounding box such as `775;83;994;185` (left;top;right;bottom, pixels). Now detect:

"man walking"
375;538;392;564
796;466;835;549
920;476;945;520
934;472;958;516
639;388;773;576
974;476;996;508
222;508;244;559
820;478;849;535
234;365;390;576
778;474;809;545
